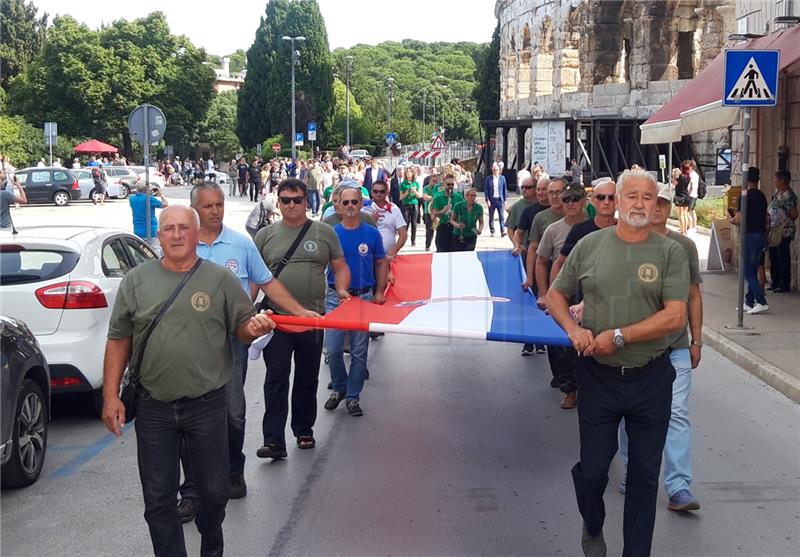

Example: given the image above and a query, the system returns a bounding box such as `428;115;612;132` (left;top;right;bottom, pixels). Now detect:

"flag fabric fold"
270;251;571;346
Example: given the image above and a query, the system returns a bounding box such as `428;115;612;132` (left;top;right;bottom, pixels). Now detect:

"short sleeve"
560;225;582;257
223;271;257;332
372;228;386;260
529;213;545;244
107;276;135;339
393;206;407;226
323;224;344;260
684;240;702;285
151;196;163;208
245;242;273;285
551;242;582;298
661;243;691;302
536;226;553;258
517;207;534;232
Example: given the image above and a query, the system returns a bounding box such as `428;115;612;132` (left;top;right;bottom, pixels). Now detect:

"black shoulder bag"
257;219;313;312
119;258;203;420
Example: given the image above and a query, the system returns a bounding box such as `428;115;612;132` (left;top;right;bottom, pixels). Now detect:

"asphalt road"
3;188;799;556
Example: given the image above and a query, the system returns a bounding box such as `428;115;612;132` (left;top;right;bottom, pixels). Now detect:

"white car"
349;149;369;161
71;168;127;200
0;227;157;413
128;166;166;189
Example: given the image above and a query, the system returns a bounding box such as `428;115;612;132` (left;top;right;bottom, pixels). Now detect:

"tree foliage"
0;114;86;167
237;0;334;150
472;22;500;122
197;90;241;161
6;12;215;157
0;0;48;91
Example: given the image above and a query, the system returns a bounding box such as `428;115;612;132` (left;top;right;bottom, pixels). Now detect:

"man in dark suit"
362;158;386;195
484;162;507;236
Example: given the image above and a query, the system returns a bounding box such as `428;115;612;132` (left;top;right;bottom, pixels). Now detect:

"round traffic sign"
128;104;167;144
272;143;282;152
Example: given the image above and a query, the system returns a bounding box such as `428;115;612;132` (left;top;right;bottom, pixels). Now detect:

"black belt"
587;350;671;379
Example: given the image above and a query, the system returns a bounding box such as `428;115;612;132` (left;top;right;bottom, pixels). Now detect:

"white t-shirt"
492;175;500;198
321;171;334;189
689;170;700;199
369;201;407;253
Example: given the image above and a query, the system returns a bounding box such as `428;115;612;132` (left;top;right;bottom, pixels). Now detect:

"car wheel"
119;184;130;198
1;379;48;488
52;190;70;206
90;389;105;418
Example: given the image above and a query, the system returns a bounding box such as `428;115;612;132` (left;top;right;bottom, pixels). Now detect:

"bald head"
159;205;200;230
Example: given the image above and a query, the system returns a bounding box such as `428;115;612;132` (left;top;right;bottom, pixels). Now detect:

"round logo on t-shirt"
358;243;369;255
225;259;239;274
191;292;211;312
304;240;318;253
638;263;659;283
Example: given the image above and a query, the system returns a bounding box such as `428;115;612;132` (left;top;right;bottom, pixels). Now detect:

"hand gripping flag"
270;251;571;346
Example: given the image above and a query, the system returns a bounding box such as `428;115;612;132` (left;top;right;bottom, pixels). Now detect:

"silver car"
71;168;126;200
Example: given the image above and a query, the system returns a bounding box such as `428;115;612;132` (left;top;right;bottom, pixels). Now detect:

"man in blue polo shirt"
129;182;169;253
323;187;388;418
177;182;316;521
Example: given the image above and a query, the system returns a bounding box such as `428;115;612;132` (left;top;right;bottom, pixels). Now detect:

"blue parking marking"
49;422;132;479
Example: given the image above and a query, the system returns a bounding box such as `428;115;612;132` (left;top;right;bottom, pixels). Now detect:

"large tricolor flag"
271;251;571;346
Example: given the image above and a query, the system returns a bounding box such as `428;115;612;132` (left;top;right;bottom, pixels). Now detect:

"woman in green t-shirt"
399;167;422;246
450;188;484;251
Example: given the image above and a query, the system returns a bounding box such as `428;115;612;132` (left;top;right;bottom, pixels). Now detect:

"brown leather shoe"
561;392;577;410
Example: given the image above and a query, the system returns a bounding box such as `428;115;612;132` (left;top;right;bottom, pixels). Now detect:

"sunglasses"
279;196;305;205
521;185;535;190
561;196;583;204
443;183;454;188
594;193;615;201
341;199;360;206
372;189;386;194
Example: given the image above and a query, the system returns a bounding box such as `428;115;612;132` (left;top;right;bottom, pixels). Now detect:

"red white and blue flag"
271;251;571;346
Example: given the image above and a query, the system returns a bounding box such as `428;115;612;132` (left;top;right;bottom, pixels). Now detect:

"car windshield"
0;246;80;285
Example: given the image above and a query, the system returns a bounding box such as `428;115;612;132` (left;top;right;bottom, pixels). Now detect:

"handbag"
119;258;203;420
768;224;785;248
257;219;313;312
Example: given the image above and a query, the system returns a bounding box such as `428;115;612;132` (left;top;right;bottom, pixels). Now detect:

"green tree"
237;0;334;149
0;114;85;167
197;90;241;160
0;0;48;91
473;22;500;122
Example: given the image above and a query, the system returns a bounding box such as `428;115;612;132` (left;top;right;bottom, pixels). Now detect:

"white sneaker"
739;303;753;312
747;303;770;315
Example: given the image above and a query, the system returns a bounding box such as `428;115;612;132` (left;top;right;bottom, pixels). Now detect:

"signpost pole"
48;132;53;166
735;107;751;328
144;104;151;243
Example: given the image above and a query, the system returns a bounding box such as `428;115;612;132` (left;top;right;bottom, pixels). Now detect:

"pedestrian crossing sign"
723;50;779;107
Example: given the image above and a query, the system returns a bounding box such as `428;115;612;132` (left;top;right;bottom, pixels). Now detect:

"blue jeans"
135;387;229;557
488;198;506;234
308;190;321;215
325;288;372;400
619;348;692;497
743;232;767;306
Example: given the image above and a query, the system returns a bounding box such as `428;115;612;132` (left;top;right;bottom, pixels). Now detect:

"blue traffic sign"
295;133;304;146
723;50;779;107
385;132;397;144
307;122;316;132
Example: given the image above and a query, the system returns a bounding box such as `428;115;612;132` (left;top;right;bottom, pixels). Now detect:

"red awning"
74;139;119;153
640;25;800;144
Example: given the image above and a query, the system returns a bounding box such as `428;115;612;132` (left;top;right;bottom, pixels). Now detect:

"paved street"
2;191;799;557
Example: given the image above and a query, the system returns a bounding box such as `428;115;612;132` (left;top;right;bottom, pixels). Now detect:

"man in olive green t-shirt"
102;205;275;557
506;175;537;251
546;171;689;557
305;160;323;216
524;177;566;292
253;178;350;459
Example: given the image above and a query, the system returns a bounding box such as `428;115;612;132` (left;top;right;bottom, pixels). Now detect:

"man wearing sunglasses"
368;179;408;258
507;175;539;256
323;188;388;417
430;174;465;253
522;177;567;292
253;179;350;460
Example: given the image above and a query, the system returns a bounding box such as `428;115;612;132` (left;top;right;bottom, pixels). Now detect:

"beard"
621;211;651;227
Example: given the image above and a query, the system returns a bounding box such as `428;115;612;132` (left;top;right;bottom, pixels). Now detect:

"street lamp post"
436;75;445;134
387;77;395;127
282;35;305;162
345;55;353;149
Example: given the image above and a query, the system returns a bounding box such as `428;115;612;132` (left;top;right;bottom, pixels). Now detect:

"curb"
702;325;800;403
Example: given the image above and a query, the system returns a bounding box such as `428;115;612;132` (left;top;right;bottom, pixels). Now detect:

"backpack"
697;179;707;199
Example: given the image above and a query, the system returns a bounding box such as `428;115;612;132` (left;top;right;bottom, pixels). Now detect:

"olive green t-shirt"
528;208;563;245
552;227;690;367
452;201;484;238
107;259;256;402
306;167;323;191
254;219;343;315
506;197;536;231
666;229;702;349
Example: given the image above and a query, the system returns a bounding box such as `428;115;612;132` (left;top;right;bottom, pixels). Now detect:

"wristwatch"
612;328;625;347
691;340;703;347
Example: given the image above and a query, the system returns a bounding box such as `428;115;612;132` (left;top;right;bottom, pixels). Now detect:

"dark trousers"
547;345;578;392
135;387;229;557
180;338;249;500
435;223;454;253
488;198;506;234
423;213;435;250
744;232;768;305
249;180;260;202
307;190;321;215
403;204;418;244
572;352;674;557
262;328;324;448
453;235;477;251
769;236;792;290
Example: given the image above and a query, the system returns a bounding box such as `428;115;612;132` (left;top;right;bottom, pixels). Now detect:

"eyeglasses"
279;196;305;205
561;196;584;205
521;185;535;190
594;193;615;201
340;199;360;206
372;189;386;194
548;190;564;197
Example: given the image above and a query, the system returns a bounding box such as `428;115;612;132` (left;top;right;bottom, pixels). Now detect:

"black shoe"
521;343;534;356
324;391;345;410
256;443;287;459
346;399;363;417
772;288;789;293
550;377;564;389
581;524;607;557
365;368;370;380
177;497;199;523
327;381;333;390
535;345;547;354
229;474;247;499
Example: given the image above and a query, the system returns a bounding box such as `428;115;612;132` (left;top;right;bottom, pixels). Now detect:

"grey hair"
616;170;657;195
135;182;148;193
536;176;551;187
190;181;225;206
158;205;200;229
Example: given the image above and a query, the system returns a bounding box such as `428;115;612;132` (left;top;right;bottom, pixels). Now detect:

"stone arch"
517;23;532;101
558;7;582;94
534;16;554;96
503;30;518;105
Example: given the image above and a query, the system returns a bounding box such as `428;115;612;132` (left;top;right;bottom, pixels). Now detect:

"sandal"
297;436;316;449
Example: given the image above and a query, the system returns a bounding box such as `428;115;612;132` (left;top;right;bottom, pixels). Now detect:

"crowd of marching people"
94;139;797;557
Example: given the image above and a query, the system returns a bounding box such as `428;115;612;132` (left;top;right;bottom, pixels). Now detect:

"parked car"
349;149;369;161
71;168;126;200
12;167;81;206
0;227;157;414
128;166;166;189
1;315;50;488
